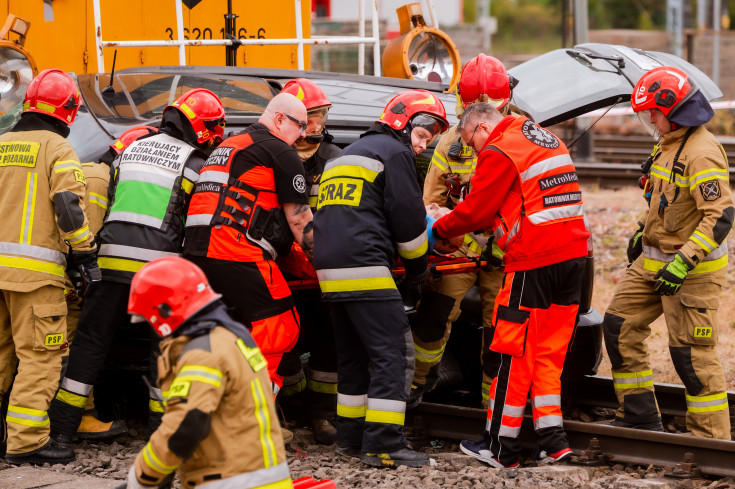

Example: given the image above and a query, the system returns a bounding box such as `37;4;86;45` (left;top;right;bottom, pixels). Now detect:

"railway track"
410;375;735;478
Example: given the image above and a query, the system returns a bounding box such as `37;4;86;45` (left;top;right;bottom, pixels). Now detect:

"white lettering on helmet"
634;85;648;105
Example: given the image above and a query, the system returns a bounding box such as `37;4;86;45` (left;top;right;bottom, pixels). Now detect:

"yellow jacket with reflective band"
133;326;289;488
423;124;489;258
0;129;95;292
642;125;732;284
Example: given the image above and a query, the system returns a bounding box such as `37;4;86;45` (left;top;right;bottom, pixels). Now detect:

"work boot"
6;435;75;465
361;446;430;468
407;384;426;410
311;418;337;445
610;418;664;432
76;413;128;441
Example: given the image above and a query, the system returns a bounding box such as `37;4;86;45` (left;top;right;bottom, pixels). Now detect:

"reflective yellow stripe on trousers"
365;398;405;426
685;392;729;413
6;405;49;427
612;370;654;390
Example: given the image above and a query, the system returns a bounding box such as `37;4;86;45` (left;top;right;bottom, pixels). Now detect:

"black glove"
481;238;504;271
73;249;102;285
626;222;644;264
400;268;429;312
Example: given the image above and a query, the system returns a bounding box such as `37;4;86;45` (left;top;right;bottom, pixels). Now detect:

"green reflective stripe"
251;377;277;468
307;379;338;394
414;343;444;363
685;392;729;413
481;382;490;401
108;180;172;223
176;365;223;388
7;405;49;427
55;389;88;408
365;398;405;426
643;254;727;275
279;376;306;397
397;231;428;260
142;442;177;474
612;370;654;389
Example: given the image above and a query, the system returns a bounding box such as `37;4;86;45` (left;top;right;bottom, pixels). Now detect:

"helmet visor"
636;110;660;140
411;114;447;140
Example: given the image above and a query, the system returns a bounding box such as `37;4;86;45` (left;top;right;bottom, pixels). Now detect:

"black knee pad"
602;312;625;369
669;346;704;396
413;290;455;343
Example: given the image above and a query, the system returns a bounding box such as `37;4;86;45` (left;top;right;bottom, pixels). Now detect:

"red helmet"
23;69;81;126
281;78;331;113
378;90;449;136
164;88;226;145
110;126;158;154
631;66;694;117
457;54;512;109
128;257;221;337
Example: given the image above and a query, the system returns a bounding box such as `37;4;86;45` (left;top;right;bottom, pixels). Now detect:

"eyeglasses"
282;113;307;133
467;123;480;149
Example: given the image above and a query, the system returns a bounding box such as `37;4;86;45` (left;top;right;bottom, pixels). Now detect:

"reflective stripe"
176;365;223;388
107;211;163;228
501;404;526;417
397;231;428;260
0;255;65;277
67;226;91;245
89;192;109;210
307;379;338;394
309;184;319;197
337;393;367;418
198;170;229;184
61;377;93;396
534;414;563;430
0;242;66;265
7;405;49;427
279;376;306;397
198;462;291;489
149;399;165;413
97;256;146;273
20;172;37;245
324;154;384;174
308;369;338;383
487;418;521;438
643;254;728;275
643;242;728;262
251;377;277;468
481;382;490;401
149;386;163;401
186;213;214;226
183;167;199;182
691;230;717;253
431;152;448;171
365;398;405;426
53;160;82;173
414;343;445;363
532;394;561;408
99;244;181;262
118;169;177;188
142;442;178;474
650;164;689;187
519;154;574;182
612;370;653;389
689;167;728;188
321;163;381;183
685;392;729;413
55;389;88;408
527;204;585;225
317;266;396;293
464;233;484;254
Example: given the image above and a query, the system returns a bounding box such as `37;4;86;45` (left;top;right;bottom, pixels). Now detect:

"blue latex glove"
425;215;437;250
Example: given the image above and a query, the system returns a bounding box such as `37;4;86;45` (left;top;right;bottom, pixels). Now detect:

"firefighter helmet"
23;68;81;126
128;257;221;337
164;88;226;145
378;89;449;136
631;66;694;117
281;78;331;113
110;126;158;154
457;54;513;109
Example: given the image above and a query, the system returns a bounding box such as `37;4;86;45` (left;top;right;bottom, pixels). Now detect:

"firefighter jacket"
0;115;95;292
132;303;290;488
97;132;206;283
313;123;429;301
184;123;309;262
434;116;589;272
80;162;110;235
641;125;733;284
423;123;491;257
305;137;341;210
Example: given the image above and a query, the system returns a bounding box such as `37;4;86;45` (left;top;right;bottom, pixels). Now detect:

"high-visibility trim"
534;414;563;430
532;394;561;408
431;152;449;171
279;376;306;397
365;398;405;426
142;442;177;475
464;234;484;254
324;154;384;174
251;377;278;468
197;462;291;489
53;160;82;173
60;377;93;396
307;379;338;394
0;255;65;277
67;226;91;245
198;170;230;184
20;172;37;245
308;369;338;384
500;404;526;417
107;211;164;229
519;154;574;182
527;204;585;225
55;389;88;408
6;405;49;427
643;242;728;262
89;192;109;210
117;169;177;188
317;266;396;293
181;178;194;194
185;213;214;226
183;167;199;183
612;370;654;389
176;365;223;388
337;393;367;418
0;242;66;265
643;254;728;275
685;392;728;413
236;338;268;373
481;382;490;401
99;244;181;262
35;101;56;114
691;230;717;253
397;231;428;260
97;256;146;273
650;164;689;187
414;343;445;363
321;164;380;183
149;399;165;413
487;418;521;438
689;167;728;188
